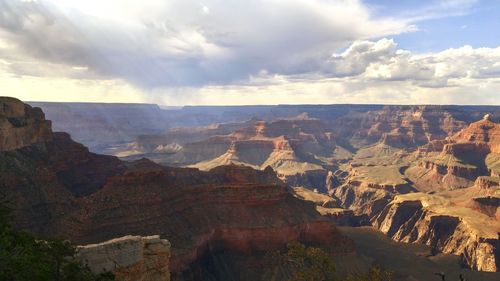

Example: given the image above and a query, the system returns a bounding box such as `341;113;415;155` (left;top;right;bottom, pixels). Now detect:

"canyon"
1;98;353;280
69;102;499;274
334;115;500;272
3;97;500;280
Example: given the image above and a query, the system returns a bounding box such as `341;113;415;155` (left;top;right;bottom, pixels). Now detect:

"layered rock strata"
332;105;471;148
406;114;500;191
373;194;500;272
71;164;354;276
332;117;500;272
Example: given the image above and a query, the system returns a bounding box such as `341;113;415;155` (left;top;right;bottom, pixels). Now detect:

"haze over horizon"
1;0;499;105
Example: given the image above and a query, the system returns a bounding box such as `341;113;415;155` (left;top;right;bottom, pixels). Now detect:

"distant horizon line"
24;100;500;108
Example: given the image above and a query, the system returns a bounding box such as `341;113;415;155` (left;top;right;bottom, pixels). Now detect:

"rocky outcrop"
0;99;125;240
190;140;275;170
373;194;500;272
325;171;337;194
407;116;499;191
77;235;171;281
470;196;500;219
189;121;330;182
334;182;394;219
333;162;409;218
452;113;500;152
280;169;328;191
332;105;471;148
291;187;368;226
475;176;500;190
0;97;52;151
291;186;339;208
406;160;481;191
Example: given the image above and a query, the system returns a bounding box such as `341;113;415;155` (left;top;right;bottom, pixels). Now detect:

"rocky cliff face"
332;105;471;148
372;194;500;272
334;167;500;272
328;115;500;273
406;115;500;191
334;180;395;219
77;235;171;281
452;114;500;149
177;117;339;190
0;97;52;151
67;163;353;277
475;176;500;190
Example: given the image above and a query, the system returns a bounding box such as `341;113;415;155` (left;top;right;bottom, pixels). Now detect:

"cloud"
153;39;500;105
327;39;500;88
0;0;498;106
328;38;398;76
0;0;413;88
3;35;500;106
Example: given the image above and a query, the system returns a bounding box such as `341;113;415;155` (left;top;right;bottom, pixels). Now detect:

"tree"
267;241;393;281
343;264;393;281
286;242;338;281
0;201;114;281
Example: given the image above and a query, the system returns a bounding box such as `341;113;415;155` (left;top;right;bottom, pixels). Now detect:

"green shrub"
0;202;114;281
268;241;393;281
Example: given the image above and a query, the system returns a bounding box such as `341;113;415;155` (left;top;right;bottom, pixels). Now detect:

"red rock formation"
407;115;500;191
379;132;413;148
469;196;500;219
0;97;52;151
178;118;338;191
373;195;500;272
475;176;500;190
332;105;469;147
452;114;500;149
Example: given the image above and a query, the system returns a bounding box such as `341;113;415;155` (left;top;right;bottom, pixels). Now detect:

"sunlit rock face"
330;112;500;272
77;235;171;281
372;194;500;272
331;105;474;148
406;115;500;191
331;106;500;150
0;97;52;151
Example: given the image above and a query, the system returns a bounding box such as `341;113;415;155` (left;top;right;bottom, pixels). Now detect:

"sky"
0;0;499;105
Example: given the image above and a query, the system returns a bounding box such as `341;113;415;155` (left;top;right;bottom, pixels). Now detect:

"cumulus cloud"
328;39;500;88
328;38;399;76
